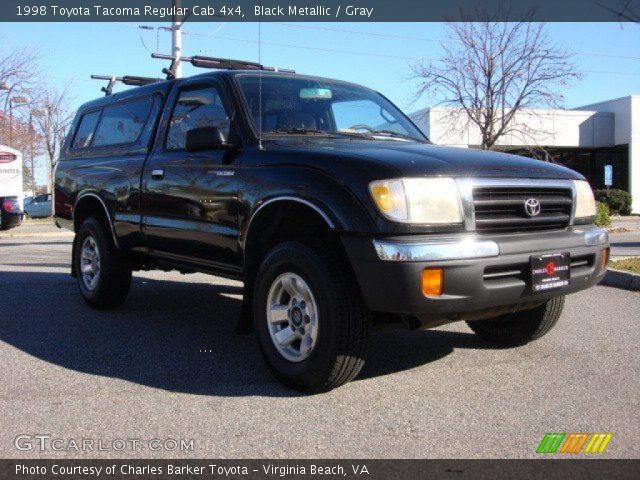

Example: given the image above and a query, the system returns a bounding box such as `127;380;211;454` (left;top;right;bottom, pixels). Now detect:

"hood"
263;137;583;180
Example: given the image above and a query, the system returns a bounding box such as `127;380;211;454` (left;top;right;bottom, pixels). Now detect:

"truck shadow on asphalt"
0;271;493;397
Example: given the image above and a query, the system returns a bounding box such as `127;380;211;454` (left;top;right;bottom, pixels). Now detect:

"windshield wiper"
331;130;376;140
267;128;376;140
268;127;422;141
366;130;422;142
269;128;331;135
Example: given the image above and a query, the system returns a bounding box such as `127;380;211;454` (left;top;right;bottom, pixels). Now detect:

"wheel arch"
73;192;119;249
239;197;364;338
242;197;344;281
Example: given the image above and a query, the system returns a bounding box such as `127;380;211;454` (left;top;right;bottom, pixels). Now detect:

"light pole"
172;0;183;78
31;107;48;193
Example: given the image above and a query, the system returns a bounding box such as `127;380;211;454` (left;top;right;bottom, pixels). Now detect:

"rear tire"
253;241;370;393
466;296;565;347
74;217;131;310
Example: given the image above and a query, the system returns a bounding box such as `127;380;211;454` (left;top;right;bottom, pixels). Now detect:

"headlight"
573;180;596;219
369;177;463;224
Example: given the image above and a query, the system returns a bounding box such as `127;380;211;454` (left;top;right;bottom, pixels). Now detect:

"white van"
0;145;24;230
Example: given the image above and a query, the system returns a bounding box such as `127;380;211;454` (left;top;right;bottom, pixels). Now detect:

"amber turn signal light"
600;248;610;272
422;268;444;296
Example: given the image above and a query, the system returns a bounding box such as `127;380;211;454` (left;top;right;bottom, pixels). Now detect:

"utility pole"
172;0;183;78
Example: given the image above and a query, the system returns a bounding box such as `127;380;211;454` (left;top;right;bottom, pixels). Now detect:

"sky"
1;21;639;115
1;21;639;184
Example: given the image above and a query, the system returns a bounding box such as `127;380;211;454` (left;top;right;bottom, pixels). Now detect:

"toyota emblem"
524;198;541;217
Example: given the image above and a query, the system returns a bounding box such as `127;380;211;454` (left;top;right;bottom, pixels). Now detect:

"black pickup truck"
54;61;609;392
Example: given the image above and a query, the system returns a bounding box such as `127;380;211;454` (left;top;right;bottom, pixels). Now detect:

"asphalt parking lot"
1;221;639;459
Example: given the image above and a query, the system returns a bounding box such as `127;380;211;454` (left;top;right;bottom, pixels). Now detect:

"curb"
600;268;640;291
0;231;73;239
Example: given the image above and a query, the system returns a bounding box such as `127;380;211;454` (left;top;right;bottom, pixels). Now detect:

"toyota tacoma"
54;57;609;392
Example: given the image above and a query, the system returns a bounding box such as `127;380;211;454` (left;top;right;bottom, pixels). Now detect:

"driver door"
142;78;242;275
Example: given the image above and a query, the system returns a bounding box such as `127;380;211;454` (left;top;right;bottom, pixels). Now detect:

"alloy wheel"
266;272;319;362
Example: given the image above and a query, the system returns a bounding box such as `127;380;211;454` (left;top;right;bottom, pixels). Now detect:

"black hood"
263;137;584;180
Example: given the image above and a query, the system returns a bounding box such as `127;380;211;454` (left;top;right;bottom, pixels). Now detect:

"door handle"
151;169;164;180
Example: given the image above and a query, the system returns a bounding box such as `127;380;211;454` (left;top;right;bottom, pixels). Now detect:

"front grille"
473;187;573;234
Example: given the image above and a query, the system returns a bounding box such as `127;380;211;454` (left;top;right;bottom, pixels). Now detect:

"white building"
409;95;640;213
0;144;23;209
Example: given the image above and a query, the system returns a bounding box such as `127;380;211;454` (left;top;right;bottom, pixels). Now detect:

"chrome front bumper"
373;227;609;262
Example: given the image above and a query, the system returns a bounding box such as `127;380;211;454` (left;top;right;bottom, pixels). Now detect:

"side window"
92;98;152;147
166;85;231;151
72;110;101;149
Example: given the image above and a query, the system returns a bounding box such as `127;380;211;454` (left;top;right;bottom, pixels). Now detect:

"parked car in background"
1;196;24;230
24;193;52;218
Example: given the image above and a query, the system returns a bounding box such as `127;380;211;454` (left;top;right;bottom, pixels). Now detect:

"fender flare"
73;192;119;249
247;196;336;233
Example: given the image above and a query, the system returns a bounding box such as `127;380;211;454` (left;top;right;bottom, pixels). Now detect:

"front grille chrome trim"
455;178;577;232
583;228;609;246
373;238;500;262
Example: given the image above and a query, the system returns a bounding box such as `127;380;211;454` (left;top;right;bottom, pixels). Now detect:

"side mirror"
185;126;230;152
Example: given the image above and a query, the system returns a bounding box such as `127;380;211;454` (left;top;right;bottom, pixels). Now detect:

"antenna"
90;75;163;96
258;22;263;150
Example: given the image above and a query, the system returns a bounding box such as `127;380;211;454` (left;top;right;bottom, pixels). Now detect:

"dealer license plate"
531;253;570;292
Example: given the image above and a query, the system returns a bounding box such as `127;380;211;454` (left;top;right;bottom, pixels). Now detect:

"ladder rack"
90;75;163;96
151;53;295;79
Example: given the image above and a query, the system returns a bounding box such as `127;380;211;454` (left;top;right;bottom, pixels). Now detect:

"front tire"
74;217;132;309
253;241;370;393
466;296;565;347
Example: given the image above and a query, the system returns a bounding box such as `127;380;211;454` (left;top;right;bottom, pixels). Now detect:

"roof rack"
151;53;295;80
90;75;163;96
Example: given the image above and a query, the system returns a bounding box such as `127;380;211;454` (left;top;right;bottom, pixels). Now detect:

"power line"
579;69;640;75
132;21;640;62
134;23;640;75
577;52;640;60
181;23;227;37
266;22;640;61
190;33;416;60
273;22;441;43
181;31;640;75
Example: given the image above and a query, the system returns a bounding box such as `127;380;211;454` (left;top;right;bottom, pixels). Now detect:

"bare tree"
31;85;74;187
598;0;640;22
0;44;41;135
410;8;579;151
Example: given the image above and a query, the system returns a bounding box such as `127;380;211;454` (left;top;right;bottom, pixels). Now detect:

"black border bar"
1;0;639;22
2;459;640;480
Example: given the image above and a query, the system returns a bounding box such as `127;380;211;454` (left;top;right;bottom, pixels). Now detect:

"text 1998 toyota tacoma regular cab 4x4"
54;57;610;392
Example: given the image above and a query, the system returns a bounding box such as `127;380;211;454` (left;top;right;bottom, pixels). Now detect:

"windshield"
235;74;427;142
